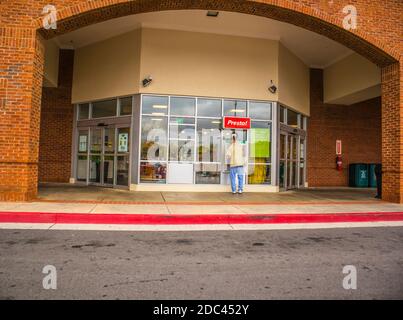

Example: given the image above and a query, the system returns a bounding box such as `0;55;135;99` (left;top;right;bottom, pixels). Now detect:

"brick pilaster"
381;62;402;203
0;28;44;201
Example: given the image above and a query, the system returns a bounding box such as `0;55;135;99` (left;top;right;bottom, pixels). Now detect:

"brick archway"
35;0;399;67
0;0;401;202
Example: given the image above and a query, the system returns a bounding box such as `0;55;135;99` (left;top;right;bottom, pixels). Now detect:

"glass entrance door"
77;126;131;188
279;132;301;190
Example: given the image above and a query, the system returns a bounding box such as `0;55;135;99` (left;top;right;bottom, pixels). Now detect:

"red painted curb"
0;211;403;225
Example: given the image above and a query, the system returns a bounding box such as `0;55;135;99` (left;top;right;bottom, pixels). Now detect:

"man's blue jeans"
229;166;244;192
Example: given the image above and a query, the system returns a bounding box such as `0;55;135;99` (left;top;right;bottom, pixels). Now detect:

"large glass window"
77;155;87;182
170;97;196;116
142;96;168;115
248;121;271;185
196;118;221;163
140;162;166;184
280;106;286;123
139;94;275;186
287;109;299;128
90;128;102;154
249;102;272;120
197;99;222;117
119;97;132;116
224;100;247;117
92;99;117;118
249;122;271;164
169;117;195;162
141;115;168;161
78;103;90;120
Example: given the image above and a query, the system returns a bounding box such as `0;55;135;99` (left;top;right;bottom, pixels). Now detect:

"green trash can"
349;164;369;187
368;164;377;188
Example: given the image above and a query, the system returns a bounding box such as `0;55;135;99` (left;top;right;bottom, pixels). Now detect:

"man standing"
226;134;245;194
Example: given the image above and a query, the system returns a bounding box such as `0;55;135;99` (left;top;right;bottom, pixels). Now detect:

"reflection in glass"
104;128;115;154
169;117;195;141
300;139;305;160
140;162;167;183
77;155;87;182
90;129;102;153
299;162;305;187
292;161;298;186
292;136;297;160
195;163;221;184
248;164;271;184
78;130;88;153
280;134;286;160
287;109;299;128
142;95;168;115
249;102;271;120
89;155;101;183
78;104;89;120
103;155;114;184
141;116;167;161
224;100;247;117
279;161;285;188
119;97;133;116
197;118;221;163
92;99;117;118
280;106;286;123
197;99;222;117
170;97;196;116
169;140;194;162
117;155;129;186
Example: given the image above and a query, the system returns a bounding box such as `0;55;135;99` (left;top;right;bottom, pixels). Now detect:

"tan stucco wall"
278;43;310;115
43;40;60;88
139;28;279;101
72;29;142;103
71;27;311;116
324;52;381;105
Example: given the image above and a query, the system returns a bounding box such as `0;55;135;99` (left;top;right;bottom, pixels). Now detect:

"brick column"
39;50;74;183
0;28;44;201
381;62;402;203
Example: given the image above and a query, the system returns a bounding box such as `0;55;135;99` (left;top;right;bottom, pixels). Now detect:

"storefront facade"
1;1;400;202
72;94;307;192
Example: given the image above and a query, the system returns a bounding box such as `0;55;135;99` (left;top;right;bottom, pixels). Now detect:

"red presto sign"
223;117;251;129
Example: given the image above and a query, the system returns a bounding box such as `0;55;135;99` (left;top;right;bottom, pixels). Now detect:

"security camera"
142;76;153;87
268;80;277;94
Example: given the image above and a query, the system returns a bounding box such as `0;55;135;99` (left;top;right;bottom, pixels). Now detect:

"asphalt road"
0;227;402;299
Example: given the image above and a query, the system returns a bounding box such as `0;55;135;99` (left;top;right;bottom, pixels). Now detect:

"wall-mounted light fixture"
142;76;153;87
268;80;277;94
206;11;219;17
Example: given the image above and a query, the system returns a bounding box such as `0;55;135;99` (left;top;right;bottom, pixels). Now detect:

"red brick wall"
39;50;74;183
307;69;381;187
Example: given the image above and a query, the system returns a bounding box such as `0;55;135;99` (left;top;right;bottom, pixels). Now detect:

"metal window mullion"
87;127;91;185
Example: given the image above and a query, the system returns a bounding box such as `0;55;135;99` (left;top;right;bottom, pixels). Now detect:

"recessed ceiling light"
229;109;245;113
152;105;167;109
206;11;219;17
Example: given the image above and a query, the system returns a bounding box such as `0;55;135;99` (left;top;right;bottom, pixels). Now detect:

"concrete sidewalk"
38;184;379;204
1;200;403;215
2;187;403;231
